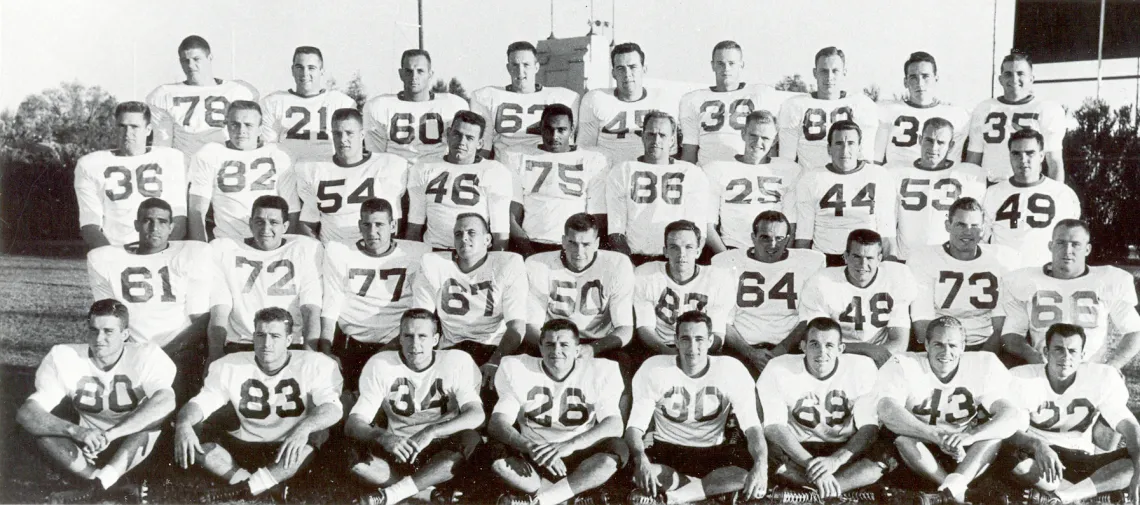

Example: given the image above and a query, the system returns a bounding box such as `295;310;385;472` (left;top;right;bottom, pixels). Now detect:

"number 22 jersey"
1012;363;1131;453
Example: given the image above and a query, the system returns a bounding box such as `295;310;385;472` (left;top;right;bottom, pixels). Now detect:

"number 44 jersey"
757;354;879;443
875;351;1014;433
494;355;623;444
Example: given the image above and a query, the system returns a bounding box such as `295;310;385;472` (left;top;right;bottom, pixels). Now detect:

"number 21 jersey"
363;92;469;162
260;89;358;162
494;355;623;443
876;351;1013;433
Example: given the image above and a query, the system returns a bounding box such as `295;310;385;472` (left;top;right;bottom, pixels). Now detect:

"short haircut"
805;317;843;339
1002;51;1034;70
506;41;538;58
814;46;846;67
114;101;152;124
136;198;173;220
827;119;862;144
845;229;883;253
452;109;487;137
400;308;440;333
711;40;742;58
921;117;954;137
455;212;490;234
540;318;580;343
904;51;938;76
1009;128;1044;151
642;110;676;136
664;219;702;244
1054;218;1092;239
252;195;290;218
360;197;394;219
293;46;323;64
331;107;363;125
752;210;791;235
745;110;777;128
675;310;713;335
610;42;645;66
227;100;262;118
89;298;129;330
564;213;599;236
541;103;575;128
1046;323;1086;351
178;35;211;55
401;49;432;67
927;315;966;340
947;197;985;221
254;307;294;335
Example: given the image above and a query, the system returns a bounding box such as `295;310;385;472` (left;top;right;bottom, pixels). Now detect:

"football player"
188;100;297;242
322;198;430;390
876;316;1026;504
605;111;713;264
875;52;969;165
363;49;468;162
407;111;513;251
17;299;175;501
174;308;343;501
793;121;898;266
908;197;1020;352
489;319;627;505
577;42;680;163
147;35;259;155
296;108;409;245
983;128;1080;267
260;46;357;162
75;101;188;249
470;41;581;159
626;311;768;504
712;211;825;376
778;46;878;170
347;309;484;505
1001;219;1140;367
501;104;609;257
966;52;1068;182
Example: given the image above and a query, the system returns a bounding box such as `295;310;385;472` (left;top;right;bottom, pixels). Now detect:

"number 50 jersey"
875;352;1014;433
494;355;623;444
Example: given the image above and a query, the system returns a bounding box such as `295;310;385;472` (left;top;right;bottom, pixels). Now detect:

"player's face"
999;60;1034;99
248;207;288;250
135;207;173;249
945;209;985;251
751;220;790;261
741;121;777;158
453;216;490;260
926;324;966;375
226;109;262;150
828;129;861;169
641;117;675;161
399;318;440;369
813;55;846;95
801;328;844;377
1046;333;1084;380
506;50;539;90
919;125;954;166
332;118;365;159
1049;225;1091;270
611;51;645;94
711;48;744;86
904;61;938;102
291;53;324;94
664;229;700;274
844;242;882;284
399;55;433;94
178;48;212;81
447;120;483;163
358;210;394;251
252;320;292;370
675;321;712;369
540;329;579;376
1008;138;1043;182
541;114;574;152
87;315;127;364
562;228;599;271
115;112;152;152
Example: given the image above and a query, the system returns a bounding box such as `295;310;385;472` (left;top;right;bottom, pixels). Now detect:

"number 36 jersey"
188;142;297;241
412;251;527;348
799;263;917;345
1013;363;1131;453
295;153;410;245
758;354;879;443
875;351;1014;433
363;92;469;162
352;349;481;438
494;355;623;444
73;147;188;246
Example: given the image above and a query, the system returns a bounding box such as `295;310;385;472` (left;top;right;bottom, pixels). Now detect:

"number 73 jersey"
908;244;1021;347
494;355;623;444
875;352;1014;433
1012;363;1131;453
799;263;916;345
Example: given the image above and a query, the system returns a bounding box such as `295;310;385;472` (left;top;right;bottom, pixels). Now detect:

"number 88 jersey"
876;352;1013;433
757;354;879;443
494;355;623;444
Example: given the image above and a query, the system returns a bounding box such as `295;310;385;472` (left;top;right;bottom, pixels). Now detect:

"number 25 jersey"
757;354;879;443
352;349;481;438
875;352;1014;433
494;355;623;444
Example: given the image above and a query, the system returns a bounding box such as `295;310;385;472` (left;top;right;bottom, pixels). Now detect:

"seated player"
501;104;609;257
713;211;824;376
875;51;969;165
760;317;889;499
625;311;768;504
407;111;513;251
347;309;484;505
322;198;430;390
982;128;1080;267
74;101;188;249
188;100;296;242
908;197;1020;352
489;319;627;505
17;299;175;502
296;108;409;245
363;49;468;162
793;121;899;266
260;46;357;162
1001;219;1140;367
606;111;712;265
876;316;1027;504
174;307;343;501
207;196;323;363
797;229;915;367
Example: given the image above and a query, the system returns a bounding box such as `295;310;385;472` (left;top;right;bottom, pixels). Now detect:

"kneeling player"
174;307;343;501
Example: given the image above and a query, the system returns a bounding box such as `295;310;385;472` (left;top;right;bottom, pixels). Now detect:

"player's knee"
351;454;396;486
453;429;483;460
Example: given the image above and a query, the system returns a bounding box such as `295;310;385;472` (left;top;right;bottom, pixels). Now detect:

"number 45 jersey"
757;354;879;443
295;152;410;245
352;349;481;438
577;87;680;163
494;355;623;444
875;351;1014;433
1012;363;1132;453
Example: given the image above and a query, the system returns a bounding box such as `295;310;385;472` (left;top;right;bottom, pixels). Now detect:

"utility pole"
418;0;424;50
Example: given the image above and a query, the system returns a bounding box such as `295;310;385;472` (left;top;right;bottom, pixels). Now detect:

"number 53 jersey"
352;349;481;438
875;351;1014;433
494;355;623;444
1012;363;1132;453
757;354;879;443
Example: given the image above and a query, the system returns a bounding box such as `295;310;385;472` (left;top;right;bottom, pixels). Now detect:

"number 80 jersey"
875;352;1014;433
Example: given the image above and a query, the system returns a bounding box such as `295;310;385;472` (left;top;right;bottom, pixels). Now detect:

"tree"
432;77;469;101
340;72;368;111
862;84;881;102
775;74;812;93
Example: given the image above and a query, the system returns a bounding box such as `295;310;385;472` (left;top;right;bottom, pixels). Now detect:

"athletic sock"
665;479;706;504
536;479;574;505
95;465;122;489
385;476;419;504
1055;479;1097;504
938;473;968;503
248;468;279;496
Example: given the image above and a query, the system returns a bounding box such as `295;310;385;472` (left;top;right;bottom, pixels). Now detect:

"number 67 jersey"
875;352;1014;433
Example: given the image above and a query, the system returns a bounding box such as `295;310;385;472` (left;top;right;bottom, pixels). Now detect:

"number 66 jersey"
875;352;1014;433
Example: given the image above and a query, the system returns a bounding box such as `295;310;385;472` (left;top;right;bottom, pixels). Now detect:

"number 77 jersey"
875;352;1014;433
362;92;469;162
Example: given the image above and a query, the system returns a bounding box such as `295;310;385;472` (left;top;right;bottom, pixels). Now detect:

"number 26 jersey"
494;355;623;444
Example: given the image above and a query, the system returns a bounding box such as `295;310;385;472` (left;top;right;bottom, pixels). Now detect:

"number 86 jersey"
875;352;1014;433
493;355;623;444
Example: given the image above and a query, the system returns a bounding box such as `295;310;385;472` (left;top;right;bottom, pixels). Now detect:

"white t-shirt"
758;354;879;443
577;87;681;163
908;244;1021;347
147;79;260;155
322;240;431;344
875;100;969;165
794;163;898;255
966;96;1068;182
887;160;987;261
526;251;634;341
678;83;791;163
777;91;879;170
74;147;188;245
352;349;481;438
407;157;514;249
494;355;623;444
875;351;1014;433
469;84;581;157
1012;363;1132;453
983;177;1081;268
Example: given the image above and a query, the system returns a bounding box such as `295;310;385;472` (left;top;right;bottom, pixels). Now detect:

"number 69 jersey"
260;89;358;162
757;354;879;443
1012;364;1131;453
499;145;610;245
146;79;260;155
525;250;635;342
493;355;623;444
295;153;410;245
407;158;515;250
908;244;1022;347
362;92;469;162
188;142;297;241
190;350;343;442
967;96;1067;182
412;251;527;348
793;164;898;255
352;349;481;438
73;147;189;246
875;352;1014;433
606;159;713;256
982;177;1081;268
799;263;917;345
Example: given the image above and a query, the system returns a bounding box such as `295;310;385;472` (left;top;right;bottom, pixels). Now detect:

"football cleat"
47;483;99;504
765;488;818;503
917;490;957;505
1021;488;1061;505
496;492;536;505
358;488;388;505
197;483;253;503
627;489;663;505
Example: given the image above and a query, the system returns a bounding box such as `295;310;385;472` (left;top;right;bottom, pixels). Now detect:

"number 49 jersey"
633;263;734;346
188;142;297;241
679;84;790;163
494;355;623;444
888;161;987;261
876;351;1014;433
526;250;634;341
713;248;826;346
758;354;879;443
147;79;260;155
794;163;898;255
577;87;680;163
352;349;481;438
260;89;358;162
967;96;1067;182
1012;363;1132;453
362;92;469;162
295;153;410;245
777;91;879;170
74;147;188;246
407;158;514;250
322;240;431;344
799;263;917;345
874;100;969;165
469;84;581;157
983;178;1081;268
606;159;713;255
412;251;527;348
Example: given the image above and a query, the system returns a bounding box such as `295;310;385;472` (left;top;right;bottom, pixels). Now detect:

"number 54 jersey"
295;153;410;245
494;355;623;444
875;352;1014;433
757;354;879;443
1012;363;1131;453
352;349;481;438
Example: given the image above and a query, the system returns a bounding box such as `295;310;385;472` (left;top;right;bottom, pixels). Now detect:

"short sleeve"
1108;272;1140;335
626;364;657;432
308;355;345;408
632;272;657;330
756;366;788;427
486;165;514;235
525;261;549;328
296;164;321;223
209;244;234;309
73;157;104;228
1041;103;1067;153
873;356;910;404
501;256;528;322
406;165;427;225
797;273;829;322
189;360;232;417
851;393;879;428
411;256;438;311
296;241;324;307
469;90;496;150
999;277;1030;337
725;360;761;431
451;353;483;408
776;100;801;162
87;252;114;301
909;261;936;321
576;94;600;147
363;101;389;155
27;349;68;411
887;267;916;328
594;360;624;420
187;147;215;198
349;357;387;422
965;104;987;154
491;358;523;418
321;245;347;322
679;95;700;146
139;345;177;396
875;171;898;238
185;244;213;315
1099;368;1132;428
609;258;635;328
794;175;815;241
605;164;627;235
584;153;609;214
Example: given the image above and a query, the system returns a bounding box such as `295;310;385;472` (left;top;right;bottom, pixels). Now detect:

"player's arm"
73;159;113;249
319;250;345;353
758;370;814;467
17;355;99;444
146;91;174;148
1116;416;1140;502
187;194;211;242
728;364;769;500
705;223;728;256
1043;151;1064;182
957;398;1026;444
592;260;636;356
405;171;426;242
297;243;326;352
963;105;986;166
792;177;814;249
999;290;1043;363
624;371;660;495
294;168;321;239
575;95;600;147
632;287;675;354
206;305;232;363
678;96;700;163
104;390;175;443
283;362;344;458
1107;330;1140;369
776;101;801;162
491;259;529;364
726;325;774;373
877;396;943;444
604;165;631;254
509;202;530;255
873;113;891;164
487;166;514;250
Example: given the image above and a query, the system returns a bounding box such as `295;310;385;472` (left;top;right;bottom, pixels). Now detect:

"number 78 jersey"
875;352;1014;433
362;92;469;162
146;79;260;155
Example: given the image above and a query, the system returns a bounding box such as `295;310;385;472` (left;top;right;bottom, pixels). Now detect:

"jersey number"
820;183;875;216
238;378;304;419
235;257;296;295
736;272;797;309
172;95;228;127
891;115;920;147
389;377;449;417
285;106;329;140
316;178;374;212
347;268;407;301
425;172;480;206
525;386;591;428
802;107;853;141
913;387;978;426
120;266;176;303
724;176;782;205
661;386;724;423
995;193;1055;229
791;390;851;429
630;171;684;204
73;375;142;414
389;112;444;145
217;158;277;193
1030;290;1100;329
526;161;584;196
982;112;1040;144
441;279;495;316
700;98;753;132
495;103;546;135
548;280;605;317
655;288;708;325
899;178;962;211
839;293;894;331
938;271;998;310
104;164;164;201
1030;398;1097;433
601;110;649;139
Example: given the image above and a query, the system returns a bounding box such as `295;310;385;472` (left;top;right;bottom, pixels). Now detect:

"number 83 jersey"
494;355;623;444
876;352;1013;433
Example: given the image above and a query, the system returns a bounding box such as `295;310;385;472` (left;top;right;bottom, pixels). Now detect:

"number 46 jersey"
295;152;410;245
757;354;879;443
875;352;1014;433
407;158;514;250
494;355;623;444
352;349;481;438
1012;363;1132;453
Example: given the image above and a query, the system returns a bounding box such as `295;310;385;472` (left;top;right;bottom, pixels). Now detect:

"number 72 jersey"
875;351;1014;433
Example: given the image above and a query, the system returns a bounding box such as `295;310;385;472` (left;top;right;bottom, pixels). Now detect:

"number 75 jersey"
875;351;1014;433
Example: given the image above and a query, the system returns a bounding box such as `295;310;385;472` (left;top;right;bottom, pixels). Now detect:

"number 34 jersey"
352;350;481;438
190;350;343;442
757;354;879;443
876;351;1014;433
1012;363;1132;453
494;355;623;444
799;263;917;345
295;152;410;245
188;142;297;241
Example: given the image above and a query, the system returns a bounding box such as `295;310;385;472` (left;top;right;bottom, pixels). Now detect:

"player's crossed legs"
490;437;628;505
350;428;481;505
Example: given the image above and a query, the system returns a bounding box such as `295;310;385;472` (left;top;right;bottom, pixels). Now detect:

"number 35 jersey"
982;177;1080;268
526;250;634;342
1012;363;1131;453
73;147;188;246
352;349;481;438
295;152;410;245
967;96;1067;182
412;251;527;348
757;354;879;443
190;350;343;442
500;145;610;245
799;263;917;345
606;159;712;255
362;92;469;162
407;158;514;250
188;142;297;241
794;163;898;255
494;355;623;444
875;351;1014;433
633;262;734;346
908;244;1021;347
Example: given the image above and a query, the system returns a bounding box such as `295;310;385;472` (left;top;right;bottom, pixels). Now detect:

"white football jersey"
187;142;297;241
966;96;1068;182
412;251;527;348
74;147;189;246
875;100;970;165
876;352;1014;433
1002;265;1140;362
494;355;623;444
88;241;212;346
713;248;826;346
209;235;324;344
777;91;879;170
352;349;481;438
758;354;879;443
469;84;581;157
295;153;410;245
983;178;1081;268
362;92;469;162
702;157;802;249
323;240;431;344
679;83;790;163
794;163;898;255
629;355;761;448
499;146;609;245
29;343;175;432
146;79;260;155
526;251;635;341
1012;364;1132;453
800;263;917;345
190;351;343;442
633;262;734;347
909;244;1021;346
260;89;358;162
577;88;680;163
888;161;987;260
606;159;713;255
407;158;514;249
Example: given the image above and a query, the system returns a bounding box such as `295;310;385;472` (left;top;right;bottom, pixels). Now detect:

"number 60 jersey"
875;352;1014;433
362;92;469;162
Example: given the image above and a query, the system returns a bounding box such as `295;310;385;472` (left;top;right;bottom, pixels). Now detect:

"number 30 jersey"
146;79;260;155
713;248;826;346
1012;363;1132;453
633;262;734;346
295;153;410;245
352;349;481;438
875;351;1014;433
967;96;1067;182
794;163;898;255
577;87;680;163
983;177;1080;268
469;84;581;157
188;142;297;241
908;244;1021;347
500;145;610;245
494;355;623;444
260;89;358;162
74;147;188;246
888;161;987;261
799;263;917;345
777;91;879;170
407;158;514;250
606;159;712;255
362;92;469;162
526;251;634;342
190;350;343;442
758;354;879;443
322;240;431;344
412;251;527;348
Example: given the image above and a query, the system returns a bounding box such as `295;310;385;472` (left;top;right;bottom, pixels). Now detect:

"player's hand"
276;427;312;469
578;345;595;359
938;433;968;462
812;473;843;499
76;427;107;454
379;434;418;464
805;455;842;482
480;363;499;391
407;429;437;463
531;441;575;468
541;457;568;478
174;424;203;469
747;348;775;371
632;456;658;496
740;463;768;500
1034;444;1065;483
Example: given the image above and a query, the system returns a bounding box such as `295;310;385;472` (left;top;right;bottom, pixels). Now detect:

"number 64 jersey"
493;355;623;444
875;352;1015;433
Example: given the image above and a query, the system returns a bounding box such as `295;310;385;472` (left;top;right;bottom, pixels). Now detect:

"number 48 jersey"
799;263;917;345
260;89;358;162
74;147;188;246
295;152;410;245
362;92;469;162
875;351;1014;433
352;349;481;438
494;355;623;444
469;84;581;157
188;142;297;241
757;354;879;443
1012;363;1132;453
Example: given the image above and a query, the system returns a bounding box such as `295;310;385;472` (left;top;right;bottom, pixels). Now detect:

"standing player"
188;100;296;242
260;46;357;162
407;111;513;251
875;52;969;165
363;49;468;162
489;319;627;505
296;108;409;245
469;41;581;159
983;129;1080;267
75;101;189;249
778;47;878;170
577;43;680;163
147;35;259;155
347;309;484;505
966;52;1068;182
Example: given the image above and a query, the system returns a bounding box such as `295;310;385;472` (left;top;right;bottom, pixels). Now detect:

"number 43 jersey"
1012;363;1132;453
494;355;623;444
295;152;410;245
352;350;481;438
876;351;1014;433
188;142;297;241
757;354;879;443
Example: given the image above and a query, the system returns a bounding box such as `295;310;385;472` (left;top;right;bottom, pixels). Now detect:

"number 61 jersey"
494;355;623;444
757;354;878;443
875;352;1014;433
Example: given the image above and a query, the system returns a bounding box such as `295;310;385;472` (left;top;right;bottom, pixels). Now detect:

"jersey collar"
708;83;747;92
1007;176;1047;188
111;147;153;158
747;247;788;264
932;361;960;385
904;99;942;109
614;88;648;103
997;94;1035;106
506;83;543;93
811;91;848;100
675;356;712;378
334;151;371;168
541;359;577;382
561;251;598;273
398;90;436;102
825;161;865;176
912;159;955;172
1043;262;1090;280
125;241;171;256
400;350;437;372
454;251;490;274
357;240;397;258
941;242;981;262
804;355;841;381
256;352;293;377
88;346;127;372
666;263;701;285
288;89;327;98
182;78;224;86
